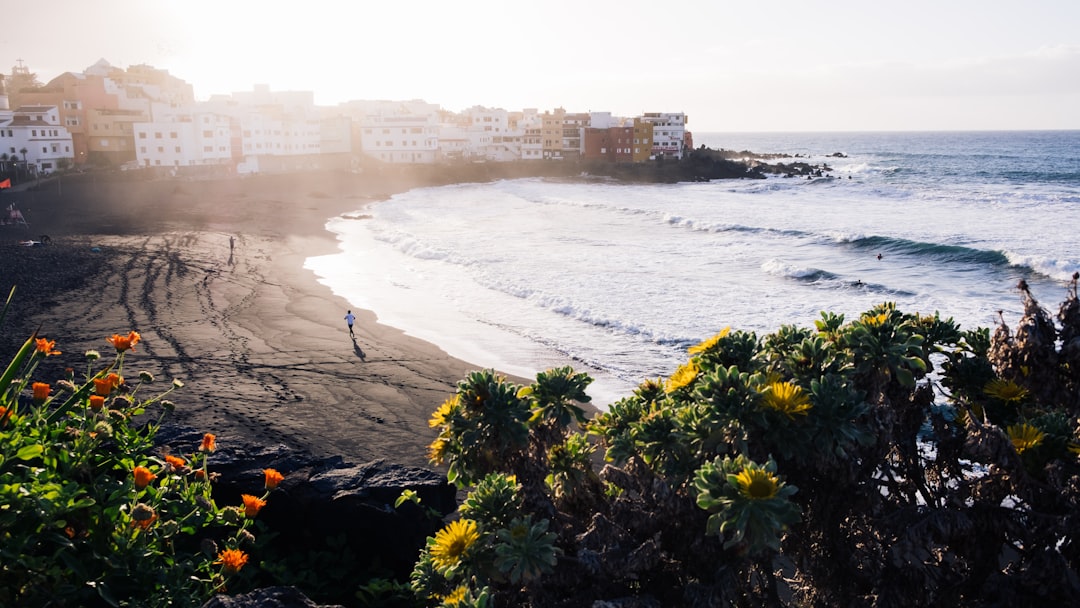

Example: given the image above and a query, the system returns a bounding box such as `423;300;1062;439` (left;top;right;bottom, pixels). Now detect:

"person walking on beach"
344;310;356;337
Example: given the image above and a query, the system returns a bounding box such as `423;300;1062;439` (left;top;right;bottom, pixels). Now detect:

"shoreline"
0;169;570;469
304;198;638;408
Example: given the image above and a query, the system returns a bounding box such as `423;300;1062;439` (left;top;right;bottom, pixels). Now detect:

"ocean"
305;131;1080;407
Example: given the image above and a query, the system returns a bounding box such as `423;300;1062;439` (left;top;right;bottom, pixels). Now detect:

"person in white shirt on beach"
344;310;356;337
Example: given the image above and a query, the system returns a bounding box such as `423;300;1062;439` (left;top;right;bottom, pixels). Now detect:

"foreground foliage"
0;297;281;607
417;277;1080;606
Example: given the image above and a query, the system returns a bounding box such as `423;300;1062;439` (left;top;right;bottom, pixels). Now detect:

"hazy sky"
3;0;1078;132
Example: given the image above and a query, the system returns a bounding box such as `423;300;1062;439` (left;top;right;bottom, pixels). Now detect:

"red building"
583;126;635;162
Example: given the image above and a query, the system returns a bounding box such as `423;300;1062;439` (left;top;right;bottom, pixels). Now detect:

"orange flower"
130;503;157;529
195;469;206;481
200;433;216;452
215;548;249;575
93;373;122;396
35;338;61;356
89;395;105;411
263;468;284;490
164;454;187;470
0;406;8;424
133;465;157;489
106;331;141;353
93;378;113;396
241;494;267;518
32;382;51;403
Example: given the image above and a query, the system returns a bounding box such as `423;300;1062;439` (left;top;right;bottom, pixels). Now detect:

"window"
140;147;147;153
170;132;178;138
203;130;213;137
204;146;212;152
32;130;37;137
157;146;164;153
175;146;181;153
155;132;162;139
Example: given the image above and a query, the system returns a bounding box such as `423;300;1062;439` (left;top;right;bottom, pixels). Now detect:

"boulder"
201;585;343;608
156;425;456;593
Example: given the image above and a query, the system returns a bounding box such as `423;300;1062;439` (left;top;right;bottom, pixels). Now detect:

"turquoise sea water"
306;131;1080;406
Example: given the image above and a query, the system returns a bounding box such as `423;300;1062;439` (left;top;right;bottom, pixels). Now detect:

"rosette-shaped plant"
841;303;927;393
545;432;600;509
493;516;560;584
693;454;800;554
459;473;523;531
428;370;530;485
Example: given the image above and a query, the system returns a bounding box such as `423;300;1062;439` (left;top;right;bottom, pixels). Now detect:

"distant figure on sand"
344;310;356;337
877;253;883;260
229;236;235;251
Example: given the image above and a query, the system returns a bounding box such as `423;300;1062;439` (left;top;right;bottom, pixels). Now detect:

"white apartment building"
641;112;688;159
0;102;75;174
355;102;440;164
459;106;521;161
513;109;543;160
132;109;232;169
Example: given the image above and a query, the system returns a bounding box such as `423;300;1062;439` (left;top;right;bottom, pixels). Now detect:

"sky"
2;0;1079;132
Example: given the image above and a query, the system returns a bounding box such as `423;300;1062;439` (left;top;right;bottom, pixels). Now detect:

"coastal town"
0;59;692;180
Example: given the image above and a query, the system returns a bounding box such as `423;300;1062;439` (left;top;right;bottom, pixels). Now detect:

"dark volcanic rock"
156;424;456;590
201;585;343;608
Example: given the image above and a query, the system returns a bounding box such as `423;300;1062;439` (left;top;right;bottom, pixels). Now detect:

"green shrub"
419;277;1080;606
0;329;281;607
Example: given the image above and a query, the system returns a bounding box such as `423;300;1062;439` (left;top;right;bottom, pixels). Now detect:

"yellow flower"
241;494;267;518
1007;423;1044;454
430;519;480;571
687;327;731;355
862;312;889;327
441;585;469;606
428;437;450;464
216;548;249;575
761;381;812;418
665;361;699;393
35;338;61;356
107;331;141;352
734;467;780;500
429;396;457;428
983;379;1028;402
263;468;284;490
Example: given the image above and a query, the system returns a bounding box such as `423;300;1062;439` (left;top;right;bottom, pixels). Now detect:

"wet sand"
0;169;532;468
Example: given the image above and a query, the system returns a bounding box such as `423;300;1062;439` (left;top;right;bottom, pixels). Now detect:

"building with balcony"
641;112;688;159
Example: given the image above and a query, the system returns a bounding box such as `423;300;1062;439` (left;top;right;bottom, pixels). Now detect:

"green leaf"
1;333;37;398
15;444;44;460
